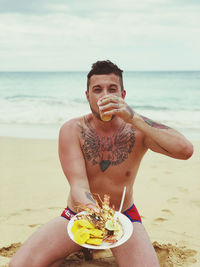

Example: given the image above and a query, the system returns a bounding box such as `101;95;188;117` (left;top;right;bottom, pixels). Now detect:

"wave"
3;95;74;106
130;104;200;111
130;104;169;111
1;92;200;128
1;95;200;111
5;94;58;101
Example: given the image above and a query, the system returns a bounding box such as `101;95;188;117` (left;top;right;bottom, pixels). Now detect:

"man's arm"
99;95;193;160
58;119;96;208
130;112;193;159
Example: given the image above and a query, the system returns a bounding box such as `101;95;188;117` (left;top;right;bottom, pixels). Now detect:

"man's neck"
87;113;124;134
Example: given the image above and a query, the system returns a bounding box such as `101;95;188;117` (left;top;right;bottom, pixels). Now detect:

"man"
10;60;193;267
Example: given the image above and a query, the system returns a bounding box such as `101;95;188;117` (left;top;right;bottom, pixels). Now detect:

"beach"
0;136;199;267
0;67;199;267
1;0;200;263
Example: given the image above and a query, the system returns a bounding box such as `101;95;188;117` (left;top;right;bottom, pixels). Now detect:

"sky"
0;0;200;71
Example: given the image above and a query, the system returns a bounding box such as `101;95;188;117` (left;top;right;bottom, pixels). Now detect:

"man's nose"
102;88;108;96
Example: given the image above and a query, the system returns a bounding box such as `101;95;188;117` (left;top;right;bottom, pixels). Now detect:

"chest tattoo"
79;119;135;172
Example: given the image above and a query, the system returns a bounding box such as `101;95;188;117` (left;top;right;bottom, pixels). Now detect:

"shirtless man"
9;60;193;267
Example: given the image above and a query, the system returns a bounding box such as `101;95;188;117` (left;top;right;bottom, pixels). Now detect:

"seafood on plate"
71;194;124;246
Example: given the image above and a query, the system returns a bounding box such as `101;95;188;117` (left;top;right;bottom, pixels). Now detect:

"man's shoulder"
60;116;83;130
59;116;88;138
60;118;77;129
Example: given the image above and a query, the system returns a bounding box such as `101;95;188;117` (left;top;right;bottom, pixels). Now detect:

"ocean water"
0;71;200;140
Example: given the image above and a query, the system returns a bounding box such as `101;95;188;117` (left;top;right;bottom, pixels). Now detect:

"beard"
90;106;101;120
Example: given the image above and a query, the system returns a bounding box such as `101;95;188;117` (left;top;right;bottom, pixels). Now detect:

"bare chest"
79;121;136;172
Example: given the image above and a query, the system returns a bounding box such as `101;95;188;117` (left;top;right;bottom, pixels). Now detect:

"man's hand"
98;95;134;123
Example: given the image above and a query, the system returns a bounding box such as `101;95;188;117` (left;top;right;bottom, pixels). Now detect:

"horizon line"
0;69;200;72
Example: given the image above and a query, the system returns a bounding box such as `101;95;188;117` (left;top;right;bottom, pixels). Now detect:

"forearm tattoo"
79;118;135;172
142;116;171;154
141;115;170;129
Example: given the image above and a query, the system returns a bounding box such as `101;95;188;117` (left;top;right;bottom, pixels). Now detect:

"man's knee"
9;251;40;267
9;256;26;267
9;257;42;267
146;254;160;267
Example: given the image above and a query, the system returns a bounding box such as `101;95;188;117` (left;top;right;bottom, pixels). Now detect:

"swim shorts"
122;203;142;223
61;203;142;223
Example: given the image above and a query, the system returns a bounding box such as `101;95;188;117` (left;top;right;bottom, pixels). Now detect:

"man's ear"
85;90;89;101
122;90;126;99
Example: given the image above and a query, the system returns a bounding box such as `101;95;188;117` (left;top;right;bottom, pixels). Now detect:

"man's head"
87;60;124;91
86;60;126;122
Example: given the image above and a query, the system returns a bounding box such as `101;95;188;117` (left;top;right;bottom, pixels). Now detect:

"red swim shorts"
61;203;142;223
122;203;142;223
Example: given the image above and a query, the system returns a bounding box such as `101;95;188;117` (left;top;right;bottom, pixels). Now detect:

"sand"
0;137;199;266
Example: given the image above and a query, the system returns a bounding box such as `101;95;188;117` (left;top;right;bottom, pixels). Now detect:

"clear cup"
100;113;112;122
98;100;112;122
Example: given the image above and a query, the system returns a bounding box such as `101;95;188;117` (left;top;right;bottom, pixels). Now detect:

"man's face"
86;73;126;119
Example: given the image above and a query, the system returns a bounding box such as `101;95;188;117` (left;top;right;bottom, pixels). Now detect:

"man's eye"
94;88;101;92
110;88;117;92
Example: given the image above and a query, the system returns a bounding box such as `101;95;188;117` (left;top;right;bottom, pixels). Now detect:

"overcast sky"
0;0;200;71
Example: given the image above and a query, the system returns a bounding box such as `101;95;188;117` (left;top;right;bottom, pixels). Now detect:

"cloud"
0;0;46;14
0;0;198;15
0;0;72;14
0;0;200;70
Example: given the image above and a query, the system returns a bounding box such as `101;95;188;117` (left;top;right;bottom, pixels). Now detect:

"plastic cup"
98;100;112;121
100;113;112;122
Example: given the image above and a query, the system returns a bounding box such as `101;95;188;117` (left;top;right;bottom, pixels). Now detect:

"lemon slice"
105;220;118;231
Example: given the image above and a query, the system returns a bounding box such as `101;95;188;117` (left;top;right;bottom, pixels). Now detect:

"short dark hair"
87;60;124;91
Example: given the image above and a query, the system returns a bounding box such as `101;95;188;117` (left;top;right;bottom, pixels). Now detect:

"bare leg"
49;259;64;267
9;217;80;267
111;222;159;267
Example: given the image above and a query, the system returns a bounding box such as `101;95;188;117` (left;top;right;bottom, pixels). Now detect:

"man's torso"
74;114;147;210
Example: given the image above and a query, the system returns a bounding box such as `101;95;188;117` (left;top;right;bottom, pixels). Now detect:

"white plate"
67;211;133;249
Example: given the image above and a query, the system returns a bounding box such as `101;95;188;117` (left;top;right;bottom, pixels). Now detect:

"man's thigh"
9;217;80;267
111;222;159;267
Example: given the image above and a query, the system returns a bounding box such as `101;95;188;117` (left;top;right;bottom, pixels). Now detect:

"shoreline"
0;123;61;140
0;119;200;141
0;137;199;266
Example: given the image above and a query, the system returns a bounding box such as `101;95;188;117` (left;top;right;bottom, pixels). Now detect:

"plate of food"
67;193;133;249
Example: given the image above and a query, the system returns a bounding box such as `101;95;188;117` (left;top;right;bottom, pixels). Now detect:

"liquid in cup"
98;100;112;122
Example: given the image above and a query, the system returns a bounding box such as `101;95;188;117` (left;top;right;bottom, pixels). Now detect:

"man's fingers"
98;96;122;106
102;109;121;119
103;105;134;119
98;97;133;123
99;102;121;111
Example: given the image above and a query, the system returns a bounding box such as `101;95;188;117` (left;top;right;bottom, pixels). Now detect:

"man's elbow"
178;142;194;160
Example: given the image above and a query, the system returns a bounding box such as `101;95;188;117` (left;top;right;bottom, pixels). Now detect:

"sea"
0;71;199;140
